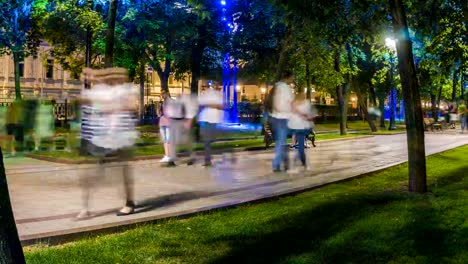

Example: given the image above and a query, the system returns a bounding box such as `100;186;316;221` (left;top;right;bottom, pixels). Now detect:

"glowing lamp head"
385;37;396;50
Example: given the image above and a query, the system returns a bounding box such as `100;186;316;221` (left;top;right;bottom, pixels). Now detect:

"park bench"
423;118;442;131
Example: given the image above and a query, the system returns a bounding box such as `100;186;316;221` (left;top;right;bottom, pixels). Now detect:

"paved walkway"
5;133;468;244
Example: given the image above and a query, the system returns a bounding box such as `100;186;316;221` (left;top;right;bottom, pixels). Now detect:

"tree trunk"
430;92;437;121
461;74;464;100
390;0;427;193
159;73;170;93
368;82;378;106
155;58;171;93
190;54;202;94
139;62;145;123
84;26;92;90
13;52;21;101
274;25;292;82
190;25;207;94
388;58;397;130
306;63;311;99
0;149;26;264
355;84;377;132
378;94;386;128
451;68;457;102
104;0;118;68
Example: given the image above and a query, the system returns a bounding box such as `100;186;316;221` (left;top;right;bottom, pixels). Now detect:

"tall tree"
104;0;118;67
35;0;105;77
389;0;427;193
0;0;40;100
0;149;26;264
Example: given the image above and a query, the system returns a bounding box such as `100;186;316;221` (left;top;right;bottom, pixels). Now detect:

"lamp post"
385;37;397;130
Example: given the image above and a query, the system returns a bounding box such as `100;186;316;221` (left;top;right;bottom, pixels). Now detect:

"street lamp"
386;37;397;130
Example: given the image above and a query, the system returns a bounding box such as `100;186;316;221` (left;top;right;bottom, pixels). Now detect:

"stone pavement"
5;133;468;245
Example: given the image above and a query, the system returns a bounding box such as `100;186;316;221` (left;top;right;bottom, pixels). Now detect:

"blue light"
220;0;226;5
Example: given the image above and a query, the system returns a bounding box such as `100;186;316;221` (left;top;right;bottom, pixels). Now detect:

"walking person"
33;100;55;151
158;90;172;163
288;93;316;172
77;67;138;219
458;101;467;133
198;86;230;167
269;80;294;172
165;94;198;167
0;105;15;156
449;103;457;129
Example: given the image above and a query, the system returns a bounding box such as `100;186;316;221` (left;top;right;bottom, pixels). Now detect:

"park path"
5;133;467;244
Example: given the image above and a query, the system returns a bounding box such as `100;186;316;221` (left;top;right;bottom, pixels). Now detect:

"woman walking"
288;93;316;172
158;90;172;163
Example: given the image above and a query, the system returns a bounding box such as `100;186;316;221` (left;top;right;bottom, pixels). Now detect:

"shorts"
160;126;170;143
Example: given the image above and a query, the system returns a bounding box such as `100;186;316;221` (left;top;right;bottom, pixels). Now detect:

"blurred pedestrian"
6;100;24;151
270;80;294;172
449;104;457;129
198;86;232;166
77;67;138;219
458;101;467;133
288;93;316;172
158;90;172;163
165;93;198;167
0;105;15;155
33;100;55;151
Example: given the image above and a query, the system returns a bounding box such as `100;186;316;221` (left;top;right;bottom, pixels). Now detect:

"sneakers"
159;156;170;163
116;206;135;216
75;210;91;220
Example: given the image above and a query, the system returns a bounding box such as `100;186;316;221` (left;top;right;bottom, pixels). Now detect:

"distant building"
0;42;192;104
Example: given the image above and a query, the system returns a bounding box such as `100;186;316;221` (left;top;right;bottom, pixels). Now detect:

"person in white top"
198;86;229;166
269;81;294;172
288;93;316;170
165;93;198;166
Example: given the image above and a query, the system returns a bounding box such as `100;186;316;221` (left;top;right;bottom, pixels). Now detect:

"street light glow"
385;37;396;51
261;87;266;94
220;0;226;5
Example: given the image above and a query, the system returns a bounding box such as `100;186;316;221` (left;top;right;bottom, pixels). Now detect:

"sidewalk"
6;133;468;245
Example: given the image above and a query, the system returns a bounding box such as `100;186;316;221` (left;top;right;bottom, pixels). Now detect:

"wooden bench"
424;118;443;131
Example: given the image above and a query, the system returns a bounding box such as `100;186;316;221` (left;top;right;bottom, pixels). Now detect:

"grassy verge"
24;146;468;263
30;133;367;161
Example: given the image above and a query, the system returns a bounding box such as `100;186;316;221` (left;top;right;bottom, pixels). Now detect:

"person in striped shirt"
77;68;138;219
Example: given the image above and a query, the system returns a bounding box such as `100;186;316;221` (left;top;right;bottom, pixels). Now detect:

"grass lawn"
24;146;468;264
315;120;405;132
31;133;368;161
